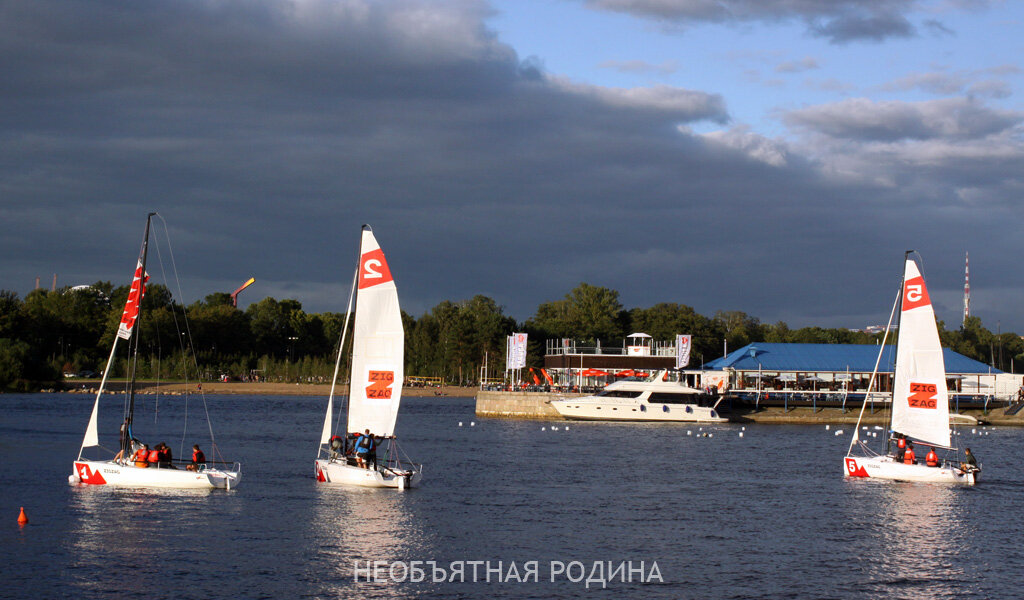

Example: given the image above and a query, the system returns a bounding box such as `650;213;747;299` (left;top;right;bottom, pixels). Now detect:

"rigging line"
847;282;901;457
330;260;360;442
150;217;188;457
153;214;218;457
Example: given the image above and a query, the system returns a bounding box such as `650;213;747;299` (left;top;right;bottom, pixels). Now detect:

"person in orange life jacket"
926;448;939;467
147;444;161;466
903;442;916;465
894;433;907;462
134;444;150;468
354;429;375;469
187;444;206;471
157;442;175;469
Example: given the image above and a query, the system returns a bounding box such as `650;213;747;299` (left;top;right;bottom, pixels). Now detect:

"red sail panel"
117;259;149;340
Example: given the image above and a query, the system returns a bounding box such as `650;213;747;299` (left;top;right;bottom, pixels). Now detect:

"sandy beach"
56;380;477;397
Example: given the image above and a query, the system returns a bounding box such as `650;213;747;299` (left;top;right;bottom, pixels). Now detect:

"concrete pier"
475;390;578;419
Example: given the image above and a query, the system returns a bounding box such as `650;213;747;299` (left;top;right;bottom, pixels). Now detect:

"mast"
319;232;362;448
125;213;156;431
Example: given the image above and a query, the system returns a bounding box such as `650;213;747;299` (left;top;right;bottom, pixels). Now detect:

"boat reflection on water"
65;486;225;597
864;482;972;597
309;485;430;598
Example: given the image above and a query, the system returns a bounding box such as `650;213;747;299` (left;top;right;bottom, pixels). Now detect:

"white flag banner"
507;333;528;369
676;334;692;369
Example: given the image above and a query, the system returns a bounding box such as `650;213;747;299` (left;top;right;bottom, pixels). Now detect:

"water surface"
2;393;1020;599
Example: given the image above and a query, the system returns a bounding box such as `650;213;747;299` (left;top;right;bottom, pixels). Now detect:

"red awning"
581;368;609;377
615;369;636;377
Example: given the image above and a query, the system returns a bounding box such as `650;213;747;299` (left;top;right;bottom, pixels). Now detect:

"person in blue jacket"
355;429;375;469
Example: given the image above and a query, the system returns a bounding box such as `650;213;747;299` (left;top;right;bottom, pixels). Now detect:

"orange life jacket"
193;450;205;463
926;450;939;466
904;449;916;465
148;449;160;463
897;438;906;449
134;448;149;467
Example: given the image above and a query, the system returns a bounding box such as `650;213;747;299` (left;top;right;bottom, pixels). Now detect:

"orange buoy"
17;507;28;524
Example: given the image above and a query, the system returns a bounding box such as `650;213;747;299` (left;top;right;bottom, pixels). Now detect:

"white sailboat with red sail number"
314;225;422;489
69;213;242;489
843;252;979;485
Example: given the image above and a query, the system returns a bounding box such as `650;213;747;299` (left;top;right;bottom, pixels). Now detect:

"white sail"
346;228;404;437
890;259;951;447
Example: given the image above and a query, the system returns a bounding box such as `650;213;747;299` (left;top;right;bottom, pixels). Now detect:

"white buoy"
552;426;558;431
742;426;746;431
687;431;692;436
972;429;977;434
458;422;463;426
739;432;744;438
835;430;844;436
470;422;475;426
825;425;830;430
565;426;569;431
709;433;714;438
541;427;546;431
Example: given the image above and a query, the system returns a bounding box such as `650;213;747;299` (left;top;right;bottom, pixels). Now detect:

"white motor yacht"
550;370;727;422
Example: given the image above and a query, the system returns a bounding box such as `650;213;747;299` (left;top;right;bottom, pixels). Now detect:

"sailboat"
314;225;422;489
843;252;979;485
70;213;242;489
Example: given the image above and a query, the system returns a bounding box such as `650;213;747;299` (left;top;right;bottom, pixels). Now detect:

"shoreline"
48;380;478;397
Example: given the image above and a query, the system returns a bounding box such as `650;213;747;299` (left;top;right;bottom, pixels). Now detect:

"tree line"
1;281;1021;391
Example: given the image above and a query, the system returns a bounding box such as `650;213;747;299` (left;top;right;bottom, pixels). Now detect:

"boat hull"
550;398;727;423
71;460;241;489
843;455;978;485
314;459;421;489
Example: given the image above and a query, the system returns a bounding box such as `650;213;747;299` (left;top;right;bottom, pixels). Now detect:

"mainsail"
890;258;951;448
346;228;404;437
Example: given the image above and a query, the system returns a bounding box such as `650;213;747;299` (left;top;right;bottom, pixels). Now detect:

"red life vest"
193;450;205;463
897;438;906;450
904;449;916;465
926;450;939;466
148;449;160;463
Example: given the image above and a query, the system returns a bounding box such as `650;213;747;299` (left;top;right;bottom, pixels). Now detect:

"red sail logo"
117;260;149;339
902;276;930;311
366;370;395;399
908;382;938;409
358;248;393;289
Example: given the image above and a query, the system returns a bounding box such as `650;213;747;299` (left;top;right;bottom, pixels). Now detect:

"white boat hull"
71;460;241;489
315;459;422;489
550;398;727;423
844;455;978;485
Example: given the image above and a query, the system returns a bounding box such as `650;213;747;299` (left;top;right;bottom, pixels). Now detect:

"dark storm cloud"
2;0;1023;332
582;0;955;43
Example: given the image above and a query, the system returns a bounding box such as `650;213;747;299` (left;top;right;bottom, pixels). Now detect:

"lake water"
1;392;1021;599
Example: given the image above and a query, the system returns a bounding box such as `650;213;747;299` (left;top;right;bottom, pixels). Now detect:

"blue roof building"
706;343;999;375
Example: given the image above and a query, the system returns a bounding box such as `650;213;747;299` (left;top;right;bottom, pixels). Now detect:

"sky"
2;0;1023;333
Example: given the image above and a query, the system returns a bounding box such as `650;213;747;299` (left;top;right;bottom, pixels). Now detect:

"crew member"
148;444;161;467
903;442;916;465
187;444;206;471
157;442;174;469
960;447;978;472
134;444;150;468
355;429;375;469
894;433;907;462
926;448;939;467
